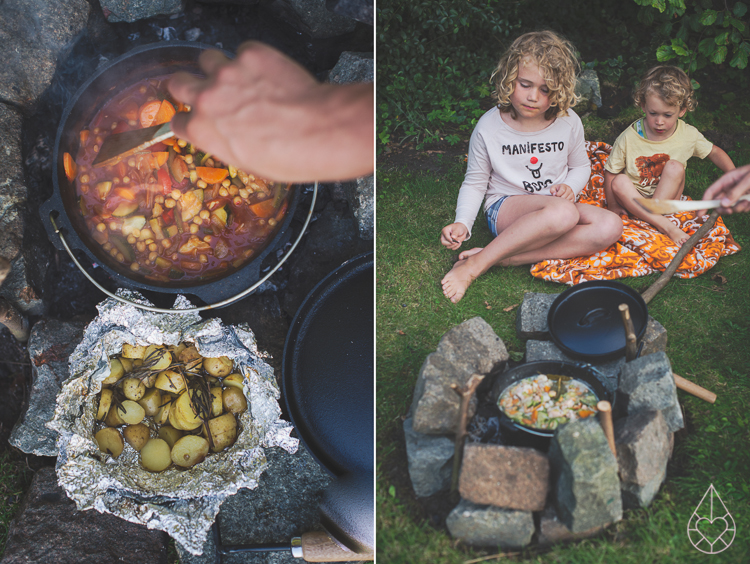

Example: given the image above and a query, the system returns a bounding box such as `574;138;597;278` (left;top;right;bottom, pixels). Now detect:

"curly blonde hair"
633;66;696;111
491;30;581;120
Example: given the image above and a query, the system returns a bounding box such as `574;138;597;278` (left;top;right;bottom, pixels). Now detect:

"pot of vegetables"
40;42;303;308
488;361;614;451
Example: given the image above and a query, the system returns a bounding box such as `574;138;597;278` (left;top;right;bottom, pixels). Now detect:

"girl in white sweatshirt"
440;31;623;303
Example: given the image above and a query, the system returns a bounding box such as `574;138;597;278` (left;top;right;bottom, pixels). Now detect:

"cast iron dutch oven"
40;41;300;304
282;252;374;555
489;360;614;451
547;280;648;362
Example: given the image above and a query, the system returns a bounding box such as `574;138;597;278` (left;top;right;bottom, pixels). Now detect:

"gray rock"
640;317;668;357
411;317;508;435
548;418;622;533
2;466;169;564
0;0;90;106
515;292;558;341
537;504;604;546
403;417;453;498
525;340;623;394
575;69;602;109
445;499;534;549
9;318;87;456
338;176;373;241
616;352;684;432
0;256;45;316
326;0;373;25
175;447;339;564
459;444;548;511
267;0;357;38
328;52;373;84
0;103;25;264
615;410;671;509
100;0;183;22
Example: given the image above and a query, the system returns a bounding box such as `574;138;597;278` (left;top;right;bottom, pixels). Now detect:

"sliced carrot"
114;187;137;200
249;198;277;218
63;152;77;182
153;100;176;125
196;167;229;184
152;152;169;168
139;100;162;128
579;410;594;418
80;130;90;145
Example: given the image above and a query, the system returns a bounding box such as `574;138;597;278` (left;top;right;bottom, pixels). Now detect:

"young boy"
603;65;735;245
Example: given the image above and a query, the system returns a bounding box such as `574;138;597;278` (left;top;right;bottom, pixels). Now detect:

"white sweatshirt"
455;107;591;236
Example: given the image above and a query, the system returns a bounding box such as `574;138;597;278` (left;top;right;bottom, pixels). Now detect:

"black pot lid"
547;281;648;362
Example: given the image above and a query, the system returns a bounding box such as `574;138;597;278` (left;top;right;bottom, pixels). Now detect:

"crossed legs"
441;195;623;303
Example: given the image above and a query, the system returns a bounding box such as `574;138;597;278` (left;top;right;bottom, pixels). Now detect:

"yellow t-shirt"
604;119;714;197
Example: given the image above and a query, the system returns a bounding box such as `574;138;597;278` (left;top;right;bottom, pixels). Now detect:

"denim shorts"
485;195;510;237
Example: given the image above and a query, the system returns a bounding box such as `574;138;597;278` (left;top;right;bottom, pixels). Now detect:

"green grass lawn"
376;109;750;563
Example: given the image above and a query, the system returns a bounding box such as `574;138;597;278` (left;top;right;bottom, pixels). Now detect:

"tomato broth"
67;76;290;284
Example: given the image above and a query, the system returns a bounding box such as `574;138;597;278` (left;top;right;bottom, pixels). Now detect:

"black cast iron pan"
488;360;613;451
282;252;374;554
39;41;300;304
547;280;648;362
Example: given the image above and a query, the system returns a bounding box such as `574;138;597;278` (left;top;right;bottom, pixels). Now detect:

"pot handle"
47;182;318;314
39;196;69;252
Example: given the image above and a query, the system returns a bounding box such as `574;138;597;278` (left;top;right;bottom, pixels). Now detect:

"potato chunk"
203;356;233;377
95;427;124;458
171;435;209;468
123;423;150;451
141;438;172;472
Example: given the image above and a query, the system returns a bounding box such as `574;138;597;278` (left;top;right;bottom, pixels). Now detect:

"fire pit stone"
446;499;535;549
410;317;508;435
615;351;684;433
515;292;558;340
403;417;454;498
267;0;358;38
458;444;549;512
537;505;604;546
0;103;24;264
548;417;623;533
615;409;672;509
99;0;182;23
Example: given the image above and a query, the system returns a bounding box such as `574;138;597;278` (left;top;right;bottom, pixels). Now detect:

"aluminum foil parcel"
48;290;298;555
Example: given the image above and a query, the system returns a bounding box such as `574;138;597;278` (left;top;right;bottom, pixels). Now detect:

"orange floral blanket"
530;141;741;285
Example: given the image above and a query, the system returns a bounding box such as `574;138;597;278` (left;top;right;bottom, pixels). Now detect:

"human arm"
440;222;470;250
453;125;493;238
706;145;735;174
168;41;373;183
560;112;591;197
698;164;750;215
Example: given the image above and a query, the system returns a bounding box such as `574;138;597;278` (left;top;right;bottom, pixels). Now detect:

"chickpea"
228;185;239;196
80;174;90;184
177;139;187;148
155;195;165;204
111;122;119;130
165;198;176;209
102;242;113;252
136;242;146;253
203;235;213;244
93;127;101;134
199;210;210;220
250;182;259;190
199;254;208;263
148;251;158;262
148;243;157;252
140;229;153;240
197;180;207;189
171;189;181;200
123;176;130;184
268;218;277;227
205;158;215;167
248;174;256;182
192;216;202;225
219;187;229;197
189;224;199;234
239;189;249;199
128;119;137;127
96;136;103;145
221;179;231;188
130;262;140;271
171;253;178;261
80;184;89;194
259;219;266;226
145;239;154;245
131;229;141;239
108;223;117;231
127;234;136;245
110;248;119;258
162;239;172;248
233;197;242;206
112;177;120;185
116;252;125;262
128;158;136;167
96;223;106;232
184;155;193;164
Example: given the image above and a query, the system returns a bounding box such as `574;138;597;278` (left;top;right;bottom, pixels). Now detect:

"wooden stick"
450;373;485;493
0;257;10;288
642;209;720;304
597;401;616;458
618;303;638;362
299;531;373;562
0;297;29;343
673;373;717;404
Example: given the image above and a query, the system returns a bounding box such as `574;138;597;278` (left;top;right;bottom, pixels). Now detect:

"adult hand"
698;164;750;216
550;184;575;202
168;41;373;183
440;223;468;250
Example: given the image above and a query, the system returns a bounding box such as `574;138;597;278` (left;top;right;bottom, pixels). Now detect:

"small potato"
154;399;171;425
138;387;162;416
155;370;186;394
103;358;124;385
157;425;183;448
171;435;209;468
144;345;172;371
210;386;224;417
172;390;203;430
168;403;189;431
119;356;133;372
203;356;233;377
97;388;113;421
105;402;125;427
207;413;237;452
222;373;244;389
123;423;150;451
169;343;187;358
122;343;147;359
141;438;172;472
95;427;124;458
142;372;158;388
122;377;146;401
119;400;145;425
222;387;247;414
177;345;202;362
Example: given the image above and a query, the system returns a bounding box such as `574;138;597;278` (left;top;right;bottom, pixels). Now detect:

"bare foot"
458;247;483;260
441;259;477;303
608;204;628;217
662;223;691;246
